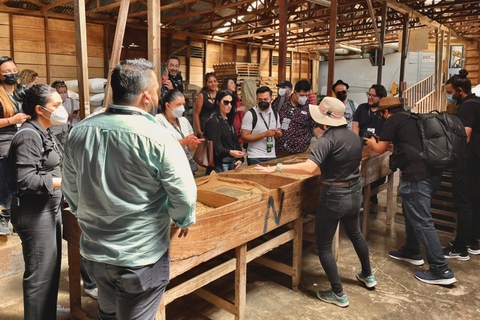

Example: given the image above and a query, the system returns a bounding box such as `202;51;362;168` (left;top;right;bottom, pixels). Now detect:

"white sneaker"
85;287;98;300
56;305;71;320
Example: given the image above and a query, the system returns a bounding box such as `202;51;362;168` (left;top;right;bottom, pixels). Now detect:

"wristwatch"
277;163;283;173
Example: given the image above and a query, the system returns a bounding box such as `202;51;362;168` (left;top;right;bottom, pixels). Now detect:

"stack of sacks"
64;78;106;107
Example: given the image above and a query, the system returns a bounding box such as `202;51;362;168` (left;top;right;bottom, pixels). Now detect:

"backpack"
410;110;467;171
243;107;279;150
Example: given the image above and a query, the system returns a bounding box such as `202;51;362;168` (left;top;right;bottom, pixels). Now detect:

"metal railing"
403;74;435;110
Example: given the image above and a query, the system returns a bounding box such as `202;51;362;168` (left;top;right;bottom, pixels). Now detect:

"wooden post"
258;46;262;64
434;29;439;106
148;0;161;79
386;172;396;239
103;0;130;109
103;24;109;79
327;0;337;97
437;30;445;105
44;17;51;85
74;0;90;118
445;32;451;83
220;43;224;63
399;13;409;99
278;0;287;82
166;33;173;58
186;36;191;83
290;51;293;82
234;244;247;320
269;48;273;77
298;52;302;80
8;14;14;60
233;44;237;62
203;40;207;76
292;216;303;292
377;1;387;85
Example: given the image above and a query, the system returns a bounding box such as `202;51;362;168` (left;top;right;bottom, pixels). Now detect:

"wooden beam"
74;0;90;119
278;0;287;82
220;43;224;63
444;32;451;83
377;1;387;85
44;17;51;85
203;40;207;76
436;30;445;105
8;13;14;60
43;0;72;11
234;244;247;319
269;48;273;77
148;0;161;80
103;0;130;109
366;0;381;46
327;0;337;97
25;0;45;7
399;13;409;99
186;37;191;83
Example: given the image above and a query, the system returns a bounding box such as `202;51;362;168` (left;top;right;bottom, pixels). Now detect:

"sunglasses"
222;100;232;106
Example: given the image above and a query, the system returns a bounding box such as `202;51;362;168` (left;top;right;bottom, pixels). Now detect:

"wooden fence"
403;74;435;110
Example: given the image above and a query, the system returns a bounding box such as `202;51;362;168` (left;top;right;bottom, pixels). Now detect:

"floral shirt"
275;95;321;154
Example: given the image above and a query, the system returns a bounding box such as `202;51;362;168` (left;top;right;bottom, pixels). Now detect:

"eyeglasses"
336;91;347;95
366;92;378;98
222;100;232;106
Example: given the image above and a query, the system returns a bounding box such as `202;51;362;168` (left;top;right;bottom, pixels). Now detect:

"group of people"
0;52;479;320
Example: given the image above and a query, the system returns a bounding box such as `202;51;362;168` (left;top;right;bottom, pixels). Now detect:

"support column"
103;0;130;108
377;1;387;85
278;0;287;82
445;32;451;83
399;13;409;99
148;0;161;79
74;0;90;118
234;244;247;320
327;0;337;97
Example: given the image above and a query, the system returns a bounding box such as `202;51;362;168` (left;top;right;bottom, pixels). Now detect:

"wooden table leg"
333;223;340;262
292;216;303;292
67;243;82;320
235;244;247;320
362;184;371;239
386;173;396;239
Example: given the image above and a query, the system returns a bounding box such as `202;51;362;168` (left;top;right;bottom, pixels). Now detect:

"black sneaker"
0;216;11;235
388;249;424;266
443;246;470;261
468;244;480;255
414;269;456;286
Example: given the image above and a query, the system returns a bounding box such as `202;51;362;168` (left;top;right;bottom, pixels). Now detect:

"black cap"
332;79;349;92
276;81;293;89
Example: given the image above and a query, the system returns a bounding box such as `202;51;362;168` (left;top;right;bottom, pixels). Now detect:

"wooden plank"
74;0;90;118
278;0;287;82
86;23;103;35
0;12;8;24
246;230;294;263
47;18;75;32
44;17;50;85
235;244;247;320
49;54;76;66
327;0;337;96
0;38;9;51
49;31;76;44
13;26;45;41
0;24;8;35
147;0;161;80
88;67;105;78
254;256;295;277
13;40;45;53
50;65;77;78
12;15;44;29
103;0;129;108
0;50;10;57
16;64;47;76
194;289;237;315
292;217;302;291
14;52;46;65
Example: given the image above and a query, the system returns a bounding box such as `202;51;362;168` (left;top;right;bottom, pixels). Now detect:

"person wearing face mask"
272;81;293;113
332;79;358;130
50;81;80;145
443;69;480;260
8;84;70;319
62;59;196;320
156;89;204;175
204;89;244;173
241;86;282;165
275;80;324;158
0;56;30;235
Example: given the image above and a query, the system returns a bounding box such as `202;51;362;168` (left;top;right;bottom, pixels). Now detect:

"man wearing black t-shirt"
166;56;183;93
443;70;480;260
365;97;456;286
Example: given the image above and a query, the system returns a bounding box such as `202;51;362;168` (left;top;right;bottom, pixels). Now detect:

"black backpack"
243;107;279;150
410;110;467;171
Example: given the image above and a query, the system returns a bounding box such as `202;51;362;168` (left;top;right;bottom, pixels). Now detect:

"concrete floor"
1;212;479;320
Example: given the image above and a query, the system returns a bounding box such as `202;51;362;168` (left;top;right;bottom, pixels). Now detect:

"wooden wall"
465;41;479;86
0;13;105;86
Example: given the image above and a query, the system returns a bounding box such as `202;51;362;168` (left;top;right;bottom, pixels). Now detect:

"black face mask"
3;73;19;85
336;92;347;102
258;101;270;111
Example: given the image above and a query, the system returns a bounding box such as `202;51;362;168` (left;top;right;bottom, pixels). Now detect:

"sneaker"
316;290;349;308
56;305;71;320
85;287;98;300
388;249;424;266
442;246;470;261
468;244;480;255
0;216;11;235
414;269;456;286
356;271;377;288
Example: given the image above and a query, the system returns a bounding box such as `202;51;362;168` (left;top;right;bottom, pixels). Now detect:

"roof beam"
43;0;72;11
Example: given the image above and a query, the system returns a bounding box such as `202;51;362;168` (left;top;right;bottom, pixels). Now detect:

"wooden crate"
213;62;260;78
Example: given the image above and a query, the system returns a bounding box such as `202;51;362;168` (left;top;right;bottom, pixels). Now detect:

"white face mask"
278;88;286;96
41;106;69;125
171;105;185;118
298;95;308;105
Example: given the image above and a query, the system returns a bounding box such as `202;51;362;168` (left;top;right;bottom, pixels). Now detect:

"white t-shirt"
156;114;194;141
64;98;80;127
241;106;281;159
343;99;358;130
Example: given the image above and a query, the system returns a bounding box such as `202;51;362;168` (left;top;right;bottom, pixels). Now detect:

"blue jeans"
83;252;170;320
247;157;276;166
399;175;450;274
315;178;371;295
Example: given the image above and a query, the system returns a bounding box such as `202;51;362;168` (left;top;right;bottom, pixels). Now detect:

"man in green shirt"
62;58;196;320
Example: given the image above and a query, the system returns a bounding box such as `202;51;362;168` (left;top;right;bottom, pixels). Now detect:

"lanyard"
222;117;236;137
259;111;272;130
165;114;185;139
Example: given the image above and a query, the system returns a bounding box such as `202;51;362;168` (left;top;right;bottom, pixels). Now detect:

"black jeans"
315;179;371;295
11;190;63;320
83;252;170;320
452;157;480;249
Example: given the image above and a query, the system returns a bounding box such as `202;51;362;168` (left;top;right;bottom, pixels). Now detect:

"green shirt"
62;105;196;267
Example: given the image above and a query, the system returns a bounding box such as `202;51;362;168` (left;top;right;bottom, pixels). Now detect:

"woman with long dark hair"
194;72;218;137
0;56;30;235
156;89;203;175
204;89;244;173
222;77;246;144
9;84;68;319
